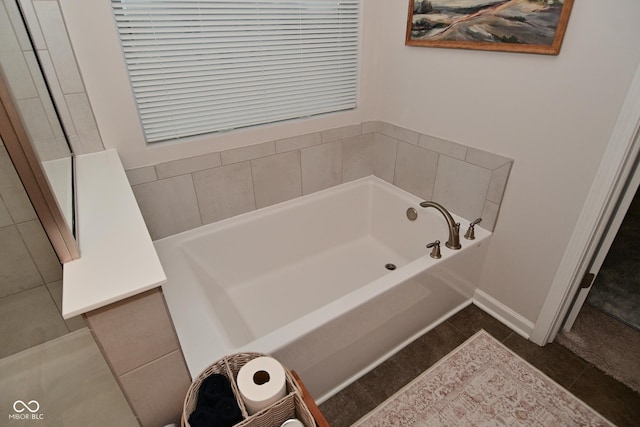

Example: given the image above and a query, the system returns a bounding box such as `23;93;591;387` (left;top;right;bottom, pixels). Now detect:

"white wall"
59;0;640;326
371;0;640;323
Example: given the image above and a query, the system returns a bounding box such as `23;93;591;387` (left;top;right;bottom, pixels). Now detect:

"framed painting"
405;0;574;55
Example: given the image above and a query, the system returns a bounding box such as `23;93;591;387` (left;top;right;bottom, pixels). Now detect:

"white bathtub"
155;176;491;402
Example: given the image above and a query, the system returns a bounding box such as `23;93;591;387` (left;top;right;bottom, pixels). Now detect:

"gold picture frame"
405;0;574;55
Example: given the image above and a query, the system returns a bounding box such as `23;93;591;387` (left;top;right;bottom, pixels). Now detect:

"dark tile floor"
318;304;640;427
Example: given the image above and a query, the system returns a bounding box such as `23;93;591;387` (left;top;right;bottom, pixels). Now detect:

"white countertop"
62;149;166;318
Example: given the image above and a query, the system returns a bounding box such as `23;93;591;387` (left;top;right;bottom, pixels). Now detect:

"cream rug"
353;331;613;426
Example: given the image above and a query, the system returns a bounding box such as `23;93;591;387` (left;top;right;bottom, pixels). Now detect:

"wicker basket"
182;353;315;427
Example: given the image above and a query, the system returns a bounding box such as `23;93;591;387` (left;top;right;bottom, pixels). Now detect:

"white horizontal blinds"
112;0;360;143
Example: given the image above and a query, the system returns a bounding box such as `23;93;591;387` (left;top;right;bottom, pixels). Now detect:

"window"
112;0;360;143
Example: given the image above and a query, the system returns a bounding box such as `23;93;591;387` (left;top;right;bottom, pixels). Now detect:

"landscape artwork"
406;0;574;55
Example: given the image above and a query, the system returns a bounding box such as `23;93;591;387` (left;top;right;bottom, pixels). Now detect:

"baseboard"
473;289;535;339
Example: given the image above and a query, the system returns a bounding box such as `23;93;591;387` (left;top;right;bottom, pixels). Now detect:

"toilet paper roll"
236;356;287;415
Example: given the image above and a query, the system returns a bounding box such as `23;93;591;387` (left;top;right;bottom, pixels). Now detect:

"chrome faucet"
419;201;461;250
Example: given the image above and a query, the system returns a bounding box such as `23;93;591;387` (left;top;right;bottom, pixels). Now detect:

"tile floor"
319;304;640;427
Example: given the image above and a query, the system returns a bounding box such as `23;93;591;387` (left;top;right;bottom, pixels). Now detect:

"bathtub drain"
385;263;397;271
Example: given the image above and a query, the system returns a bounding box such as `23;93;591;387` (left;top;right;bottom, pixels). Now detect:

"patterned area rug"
353;331;613;426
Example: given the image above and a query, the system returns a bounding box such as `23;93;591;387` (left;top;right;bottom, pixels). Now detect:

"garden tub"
155;176;492;401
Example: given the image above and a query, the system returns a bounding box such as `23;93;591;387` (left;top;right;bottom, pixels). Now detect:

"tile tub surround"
128;121;512;240
84;287;191;427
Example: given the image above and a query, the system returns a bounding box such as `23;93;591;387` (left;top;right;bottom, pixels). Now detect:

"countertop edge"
62;149;166;319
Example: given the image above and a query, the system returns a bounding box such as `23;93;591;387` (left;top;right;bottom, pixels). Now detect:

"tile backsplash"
128;121;513;240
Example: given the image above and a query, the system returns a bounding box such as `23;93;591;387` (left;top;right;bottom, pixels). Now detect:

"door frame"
562;151;640;331
530;61;640;345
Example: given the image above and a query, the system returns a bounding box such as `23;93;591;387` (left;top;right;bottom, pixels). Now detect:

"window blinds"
112;0;360;143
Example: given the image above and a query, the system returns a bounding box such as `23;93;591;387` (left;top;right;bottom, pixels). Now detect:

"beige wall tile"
119;350;191;427
36;50;77;137
126;166;157;186
322;124;362;143
221;141;275;165
24;50;65;140
481;200;500;231
33;0;85;94
0;286;68;357
118;122;512;237
16;0;45;49
85;289;180;376
2;0;31;50
194;161;256;224
465;147;511;170
487;162;512;204
64;93;104;154
251;151;302;208
362;120;383;134
0;148;37;222
16;96;55;143
0;50;38;100
373;133;397;183
16;97;59;161
342;133;374;182
0;2;21;50
419;134;467;160
393;142;438;200
0;225;42;298
132;174;202;239
433;156;492;221
276;132;322;153
301;140;342;194
156;152;222;179
17;219;62;283
382;122;419;145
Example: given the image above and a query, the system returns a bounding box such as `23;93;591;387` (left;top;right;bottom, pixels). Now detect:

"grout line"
566;362;591;391
0;282;45;300
391;135;399;186
249;159;257;210
188;172;203;227
297;148;303;196
443;317;466;337
501;331;515;343
430;152;440;199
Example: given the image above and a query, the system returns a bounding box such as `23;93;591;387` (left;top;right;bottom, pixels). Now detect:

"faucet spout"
419;201;461;250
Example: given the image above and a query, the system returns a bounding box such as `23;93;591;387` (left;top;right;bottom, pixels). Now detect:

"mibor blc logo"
9;400;44;421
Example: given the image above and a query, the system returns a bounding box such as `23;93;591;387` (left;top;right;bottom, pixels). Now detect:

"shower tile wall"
128;121;513;240
0;139;85;358
0;0;104;156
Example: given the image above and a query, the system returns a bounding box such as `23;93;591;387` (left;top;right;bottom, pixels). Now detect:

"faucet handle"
464;218;482;240
426;240;441;259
